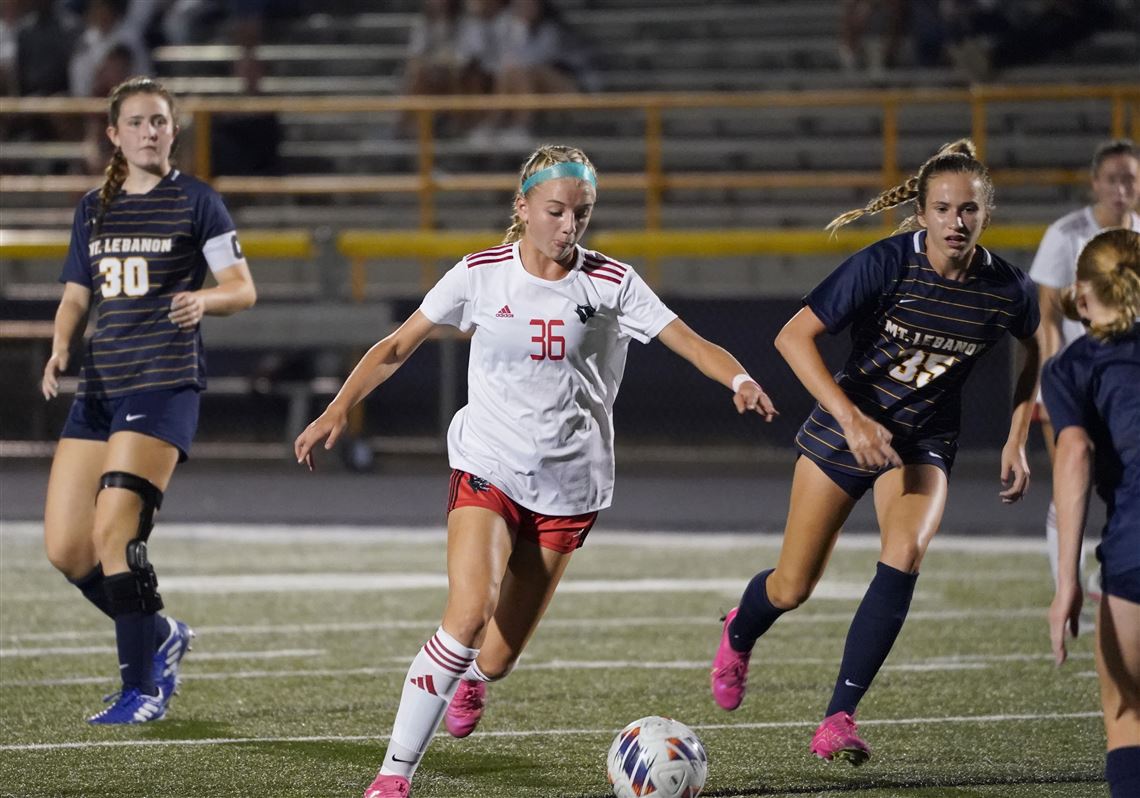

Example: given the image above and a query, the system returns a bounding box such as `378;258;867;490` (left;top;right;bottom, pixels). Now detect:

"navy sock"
826;561;918;717
1107;746;1140;798
104;574;158;696
728;569;786;653
69;564;113;619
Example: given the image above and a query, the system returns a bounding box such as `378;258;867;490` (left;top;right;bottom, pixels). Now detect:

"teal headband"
520;162;597;194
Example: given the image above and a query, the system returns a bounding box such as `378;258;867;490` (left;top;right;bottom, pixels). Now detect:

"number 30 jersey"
420;242;677;515
60;170;242;398
797;231;1039;476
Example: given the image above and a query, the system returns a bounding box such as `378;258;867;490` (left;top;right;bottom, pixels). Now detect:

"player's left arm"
169;260;257;330
999;333;1040;504
656;318;777;420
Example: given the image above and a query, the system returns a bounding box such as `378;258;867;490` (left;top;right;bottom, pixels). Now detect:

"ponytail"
1064;228;1140;340
95;147;128;235
826;138;994;236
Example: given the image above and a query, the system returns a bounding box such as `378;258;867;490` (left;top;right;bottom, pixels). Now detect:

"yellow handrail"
2;84;1137;238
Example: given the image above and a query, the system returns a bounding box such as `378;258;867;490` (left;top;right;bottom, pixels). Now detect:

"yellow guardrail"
2;85;1137;236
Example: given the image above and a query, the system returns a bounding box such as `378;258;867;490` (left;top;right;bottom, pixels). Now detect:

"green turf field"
0;522;1106;797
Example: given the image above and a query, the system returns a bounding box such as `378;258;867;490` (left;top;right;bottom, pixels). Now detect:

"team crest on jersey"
575;303;596;323
468;475;491;492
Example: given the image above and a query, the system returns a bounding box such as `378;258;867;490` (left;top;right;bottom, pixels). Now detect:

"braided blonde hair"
825;139;995;236
503;144;597;244
1060;227;1140;341
95;76;177;234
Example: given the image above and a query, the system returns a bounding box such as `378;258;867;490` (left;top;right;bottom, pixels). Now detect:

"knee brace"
98;472;165;615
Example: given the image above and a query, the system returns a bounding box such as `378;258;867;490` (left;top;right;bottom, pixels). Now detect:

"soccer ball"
606;716;708;798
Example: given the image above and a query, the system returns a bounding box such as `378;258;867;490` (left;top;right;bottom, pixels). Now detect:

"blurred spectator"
161;0;227;45
470;0;598;146
82;41;135;172
455;0;507;96
68;0;152;98
16;0;79;96
945;0;1120;82
397;0;463;136
0;0;20;96
837;0;910;73
210;49;282;176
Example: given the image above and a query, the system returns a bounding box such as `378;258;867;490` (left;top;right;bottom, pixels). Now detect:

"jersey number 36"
99;256;150;298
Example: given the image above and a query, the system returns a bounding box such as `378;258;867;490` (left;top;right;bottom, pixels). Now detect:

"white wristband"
731;373;756;393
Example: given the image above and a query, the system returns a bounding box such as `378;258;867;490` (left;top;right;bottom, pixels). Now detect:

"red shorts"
447;470;597;554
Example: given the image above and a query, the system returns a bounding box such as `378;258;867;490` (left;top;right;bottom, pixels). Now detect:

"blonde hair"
825;138;995;236
503;144;597;244
1060;228;1140;341
95;76;177;234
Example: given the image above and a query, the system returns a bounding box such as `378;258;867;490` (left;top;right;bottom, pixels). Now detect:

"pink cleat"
445;679;486;738
362;774;410;798
710;607;751;711
810;711;871;766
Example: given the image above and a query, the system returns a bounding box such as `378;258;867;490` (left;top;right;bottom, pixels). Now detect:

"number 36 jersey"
60;170;242;398
797;231;1039;476
420;242;677;515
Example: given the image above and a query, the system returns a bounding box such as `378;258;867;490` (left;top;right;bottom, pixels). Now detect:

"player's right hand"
42;351;68;400
840;410;902;470
1048;581;1082;666
293;410;348;472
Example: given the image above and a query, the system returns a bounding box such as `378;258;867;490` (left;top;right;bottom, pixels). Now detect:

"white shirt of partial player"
1030;206;1140;349
419;242;677;516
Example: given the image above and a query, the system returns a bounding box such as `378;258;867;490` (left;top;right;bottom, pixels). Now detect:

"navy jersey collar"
912;230;993;276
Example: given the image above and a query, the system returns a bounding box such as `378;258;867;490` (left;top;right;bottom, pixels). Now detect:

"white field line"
1;607;1050;644
0;711;1103;753
4;574;873;599
0;651;1092;688
0;522;1071;554
0;647;323;660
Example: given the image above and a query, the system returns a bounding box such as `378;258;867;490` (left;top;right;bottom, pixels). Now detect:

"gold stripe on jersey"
895;291;1018;317
894;304;1013;328
903;277;1015;303
90;339;194;357
87;353;195;370
103;206;193;217
95;363;197;378
795;433;879;474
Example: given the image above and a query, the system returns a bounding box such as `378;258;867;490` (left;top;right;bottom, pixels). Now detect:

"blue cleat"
87;688;166;725
153;616;194;705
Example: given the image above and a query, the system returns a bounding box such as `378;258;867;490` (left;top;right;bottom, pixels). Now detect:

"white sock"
1046;500;1088;588
462;661;495;683
379;627;478;780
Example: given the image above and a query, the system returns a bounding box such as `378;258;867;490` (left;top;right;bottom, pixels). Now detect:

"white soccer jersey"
1029;206;1140;349
419;242;677;515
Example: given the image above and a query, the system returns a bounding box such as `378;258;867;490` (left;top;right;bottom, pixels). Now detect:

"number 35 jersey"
420;242;677;515
797;231;1039;476
60;170;242;398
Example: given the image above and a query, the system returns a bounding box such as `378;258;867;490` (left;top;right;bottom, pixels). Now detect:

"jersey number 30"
99;256;150;298
889;347;957;388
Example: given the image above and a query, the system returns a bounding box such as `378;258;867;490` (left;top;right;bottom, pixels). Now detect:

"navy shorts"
803;440;954;501
1101;565;1140;605
61;386;200;462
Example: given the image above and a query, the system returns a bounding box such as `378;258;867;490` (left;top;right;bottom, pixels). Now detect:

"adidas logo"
409;674;438;695
495;305;513;318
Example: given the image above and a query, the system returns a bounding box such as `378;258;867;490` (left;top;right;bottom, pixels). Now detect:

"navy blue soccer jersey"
796;231;1039;476
60;170;242;397
1041;323;1140;578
